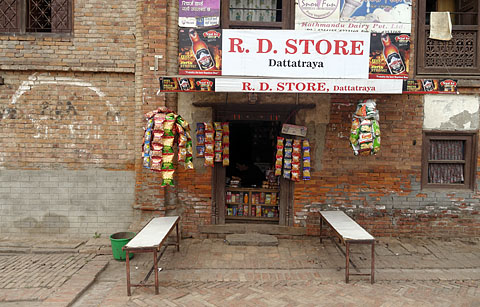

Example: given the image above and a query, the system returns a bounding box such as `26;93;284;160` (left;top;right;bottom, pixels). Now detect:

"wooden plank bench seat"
319;211;375;284
123;216;180;296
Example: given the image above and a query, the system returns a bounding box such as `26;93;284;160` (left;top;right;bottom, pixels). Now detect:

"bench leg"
371;241;375;284
126;251;131;296
176;223;180;252
345;242;350;283
319;217;323;243
154;248;159;295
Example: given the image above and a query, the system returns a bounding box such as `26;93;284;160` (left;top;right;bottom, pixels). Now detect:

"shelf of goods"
225;187;279;221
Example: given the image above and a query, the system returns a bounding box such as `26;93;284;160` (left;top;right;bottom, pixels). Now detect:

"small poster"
179;0;220;28
159;77;215;92
295;0;412;33
369;32;410;79
402;79;458;94
178;28;222;76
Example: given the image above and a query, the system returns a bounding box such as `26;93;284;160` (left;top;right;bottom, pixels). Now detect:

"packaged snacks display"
302;139;311;181
275;137;284;176
142;107;194;187
350;99;381;156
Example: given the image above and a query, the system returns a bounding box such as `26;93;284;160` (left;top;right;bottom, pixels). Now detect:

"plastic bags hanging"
350;99;381;156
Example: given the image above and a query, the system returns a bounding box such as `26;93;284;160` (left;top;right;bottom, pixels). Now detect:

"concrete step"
225;233;279;246
199;223;306;236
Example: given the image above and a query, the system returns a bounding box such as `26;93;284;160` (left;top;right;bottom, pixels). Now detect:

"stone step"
199;223;306;236
225;233;279;246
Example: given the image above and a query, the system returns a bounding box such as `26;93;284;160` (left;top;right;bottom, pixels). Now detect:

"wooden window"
422;132;477;190
416;0;480;76
0;0;72;34
221;0;294;29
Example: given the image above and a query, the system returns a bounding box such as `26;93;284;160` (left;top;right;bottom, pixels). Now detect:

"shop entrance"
225;120;281;224
212;104;296;226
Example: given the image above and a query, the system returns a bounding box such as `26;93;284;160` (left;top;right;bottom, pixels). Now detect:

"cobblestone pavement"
71;237;480;307
0;236;479;306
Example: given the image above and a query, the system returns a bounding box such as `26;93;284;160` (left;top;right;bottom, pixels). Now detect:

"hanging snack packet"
196;145;205;157
161;169;175;187
303;158;311;168
283;169;291;179
303;168;311;180
223;155;230;167
291;170;300;182
185;155;194;169
204;154;214;167
222;122;229;133
196;122;205;134
215;152;222;162
205;131;214;143
204;122;214;132
205;143;214;154
285;138;293;148
284;147;293;159
178;147;187;162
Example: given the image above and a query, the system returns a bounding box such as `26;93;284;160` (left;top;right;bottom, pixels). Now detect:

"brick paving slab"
69;237;480;306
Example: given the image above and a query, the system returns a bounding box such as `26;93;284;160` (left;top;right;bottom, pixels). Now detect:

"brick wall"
0;70;136;236
0;0;135;72
294;94;480;238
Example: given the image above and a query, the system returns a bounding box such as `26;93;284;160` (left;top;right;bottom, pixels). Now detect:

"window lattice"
0;0;18;31
424;30;476;68
26;0;70;32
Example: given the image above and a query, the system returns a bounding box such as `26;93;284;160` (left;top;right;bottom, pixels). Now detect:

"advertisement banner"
160;77;215;92
222;30;370;79
215;78;403;93
178;28;222;76
295;0;412;33
403;79;458;94
369;32;410;79
178;0;220;28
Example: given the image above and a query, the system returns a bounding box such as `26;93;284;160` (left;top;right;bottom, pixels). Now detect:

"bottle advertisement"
369;32;410;79
159;77;215;92
178;28;222;76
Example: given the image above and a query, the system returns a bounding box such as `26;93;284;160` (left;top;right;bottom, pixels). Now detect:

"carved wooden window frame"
0;0;72;35
421;131;477;190
416;0;480;77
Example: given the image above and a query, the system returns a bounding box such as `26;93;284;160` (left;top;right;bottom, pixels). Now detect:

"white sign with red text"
215;78;403;93
222;30;370;79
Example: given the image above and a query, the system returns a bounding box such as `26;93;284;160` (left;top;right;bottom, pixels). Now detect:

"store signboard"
403;79;458;94
160;77;215;92
178;0;220;28
282;124;307;137
222;30;370;79
295;0;412;33
369;33;410;79
214;78;403;93
178;28;222;76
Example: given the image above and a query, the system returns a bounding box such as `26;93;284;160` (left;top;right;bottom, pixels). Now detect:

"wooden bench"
123;216;180;296
319;211;375;284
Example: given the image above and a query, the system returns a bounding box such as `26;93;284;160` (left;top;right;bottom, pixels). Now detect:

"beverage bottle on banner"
341;0;364;19
189;29;215;70
381;33;406;75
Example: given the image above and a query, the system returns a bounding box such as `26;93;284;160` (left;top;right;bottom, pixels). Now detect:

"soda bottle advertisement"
159;77;215;92
178;28;222;76
369;32;410;79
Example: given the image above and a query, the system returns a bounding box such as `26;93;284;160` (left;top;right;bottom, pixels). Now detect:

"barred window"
0;0;72;34
422;132;477;190
221;0;293;29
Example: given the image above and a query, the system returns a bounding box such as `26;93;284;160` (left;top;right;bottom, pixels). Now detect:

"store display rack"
225;187;279;222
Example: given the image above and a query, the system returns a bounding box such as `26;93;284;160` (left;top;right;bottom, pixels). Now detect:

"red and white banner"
222;30;370;79
215;78;402;93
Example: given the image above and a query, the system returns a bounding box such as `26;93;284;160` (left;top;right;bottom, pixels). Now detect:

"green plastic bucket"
110;232;136;261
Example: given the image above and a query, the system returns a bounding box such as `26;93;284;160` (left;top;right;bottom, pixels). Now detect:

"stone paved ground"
71;237;480;307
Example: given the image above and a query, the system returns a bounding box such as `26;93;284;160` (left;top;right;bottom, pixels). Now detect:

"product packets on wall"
350;99;381;156
197;122;229;167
